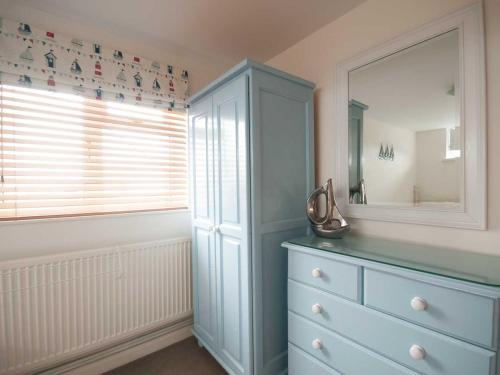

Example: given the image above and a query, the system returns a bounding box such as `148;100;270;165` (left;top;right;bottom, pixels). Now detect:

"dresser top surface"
284;235;500;287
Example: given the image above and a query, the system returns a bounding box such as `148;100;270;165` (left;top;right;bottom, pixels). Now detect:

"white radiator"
0;238;192;374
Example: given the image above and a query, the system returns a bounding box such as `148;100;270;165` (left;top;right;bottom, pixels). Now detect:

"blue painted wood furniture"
188;59;315;375
283;235;500;375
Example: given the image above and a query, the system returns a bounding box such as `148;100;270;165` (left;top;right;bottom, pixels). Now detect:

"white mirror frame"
335;3;486;230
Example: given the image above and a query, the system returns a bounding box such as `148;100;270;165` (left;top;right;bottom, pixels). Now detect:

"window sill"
0;208;191;227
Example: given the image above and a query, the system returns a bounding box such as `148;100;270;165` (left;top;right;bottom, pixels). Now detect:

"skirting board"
41;318;193;375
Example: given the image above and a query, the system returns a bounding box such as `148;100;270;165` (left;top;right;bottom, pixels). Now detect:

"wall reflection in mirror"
348;29;462;208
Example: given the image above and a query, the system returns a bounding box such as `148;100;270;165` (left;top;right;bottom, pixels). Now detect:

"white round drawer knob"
312;339;323;350
409;345;426;360
311;303;322;314
312;268;322;278
411;297;428;311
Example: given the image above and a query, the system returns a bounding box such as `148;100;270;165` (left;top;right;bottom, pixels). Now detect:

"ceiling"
349;30;459;132
3;0;366;65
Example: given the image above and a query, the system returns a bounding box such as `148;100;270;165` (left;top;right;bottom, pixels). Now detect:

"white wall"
267;0;500;255
415;129;461;202
0;211;191;261
0;5;229;261
363;117;416;205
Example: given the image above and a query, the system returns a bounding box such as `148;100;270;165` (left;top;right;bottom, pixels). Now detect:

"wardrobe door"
189;95;218;349
213;75;252;375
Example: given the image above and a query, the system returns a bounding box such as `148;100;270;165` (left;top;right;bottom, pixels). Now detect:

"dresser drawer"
288;280;496;375
364;269;497;348
289;312;418;375
288;249;361;301
289;343;340;375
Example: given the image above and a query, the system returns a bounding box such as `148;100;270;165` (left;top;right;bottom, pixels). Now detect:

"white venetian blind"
0;84;188;220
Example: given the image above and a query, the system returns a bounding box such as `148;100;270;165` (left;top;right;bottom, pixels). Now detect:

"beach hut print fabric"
0;17;189;109
19;46;34;62
44;50;57;68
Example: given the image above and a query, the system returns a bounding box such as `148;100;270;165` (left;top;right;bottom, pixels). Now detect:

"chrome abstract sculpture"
306;178;350;238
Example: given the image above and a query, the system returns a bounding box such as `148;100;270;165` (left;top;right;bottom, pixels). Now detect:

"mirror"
348;30;462;208
335;4;486;229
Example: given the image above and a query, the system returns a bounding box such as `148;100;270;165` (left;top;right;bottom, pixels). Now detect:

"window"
445;127;461;160
0;84;188;220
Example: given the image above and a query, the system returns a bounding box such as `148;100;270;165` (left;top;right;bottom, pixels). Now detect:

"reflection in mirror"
348;29;462;208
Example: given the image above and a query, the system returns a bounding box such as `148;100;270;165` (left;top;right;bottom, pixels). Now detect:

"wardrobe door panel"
189;96;217;348
213;75;251;375
194;228;217;345
191;96;215;225
219;100;241;225
218;235;244;361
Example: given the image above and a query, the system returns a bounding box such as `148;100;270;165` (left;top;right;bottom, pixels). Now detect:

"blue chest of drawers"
283;235;500;375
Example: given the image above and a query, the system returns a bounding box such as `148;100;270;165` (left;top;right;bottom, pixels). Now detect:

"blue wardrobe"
188;60;315;375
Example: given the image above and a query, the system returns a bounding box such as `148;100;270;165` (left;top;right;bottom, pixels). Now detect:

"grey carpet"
105;337;227;375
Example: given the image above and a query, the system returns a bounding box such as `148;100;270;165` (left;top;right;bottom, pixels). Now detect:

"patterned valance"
0;17;189;109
